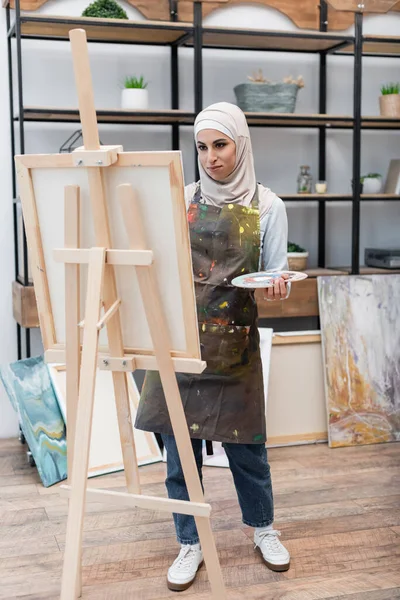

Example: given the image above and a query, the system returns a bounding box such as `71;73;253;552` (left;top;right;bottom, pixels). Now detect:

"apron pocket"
199;324;251;375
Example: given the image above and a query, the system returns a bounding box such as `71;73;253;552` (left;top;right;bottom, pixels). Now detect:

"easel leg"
110;365;140;494
64;185;82;595
119;186;226;599
64;185;81;478
60;248;105;600
140;274;226;598
68;28;140;495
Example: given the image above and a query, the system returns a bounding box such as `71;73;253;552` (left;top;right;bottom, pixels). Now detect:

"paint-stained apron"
135;184;266;444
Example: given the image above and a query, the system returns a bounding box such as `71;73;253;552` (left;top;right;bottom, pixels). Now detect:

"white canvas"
266;335;327;445
48;366;162;477
16;151;200;362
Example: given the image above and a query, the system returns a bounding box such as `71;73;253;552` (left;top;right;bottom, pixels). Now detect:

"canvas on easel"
15;28;226;600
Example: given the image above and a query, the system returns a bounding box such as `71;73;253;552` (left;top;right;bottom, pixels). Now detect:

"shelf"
335;266;400;275
281;194;400;201
16;14;193;46
16;108;400;130
304;268;349;277
362;116;400;129
189;26;353;53
11;16;400;57
17;109;352;128
246;114;400;129
282;194;350;201
19;108;353;128
306;267;400;276
363;35;400;56
19;107;196;125
244;113;354;128
340;35;400;57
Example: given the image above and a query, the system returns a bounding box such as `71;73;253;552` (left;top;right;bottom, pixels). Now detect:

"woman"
135;102;290;591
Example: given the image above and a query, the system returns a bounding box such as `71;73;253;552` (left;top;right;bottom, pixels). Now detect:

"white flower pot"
362;177;382;194
121;88;148;110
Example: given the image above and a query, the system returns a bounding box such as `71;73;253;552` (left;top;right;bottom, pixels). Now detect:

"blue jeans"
162;434;274;545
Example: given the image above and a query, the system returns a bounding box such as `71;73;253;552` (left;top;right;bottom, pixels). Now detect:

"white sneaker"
167;543;204;591
254;528;290;572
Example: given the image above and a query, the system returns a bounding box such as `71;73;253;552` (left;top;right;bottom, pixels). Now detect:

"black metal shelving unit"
5;0;400;359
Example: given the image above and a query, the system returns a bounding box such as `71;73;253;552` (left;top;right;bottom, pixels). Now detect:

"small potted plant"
361;172;382;194
82;0;128;19
121;76;148;110
287;241;309;271
379;82;400;118
234;70;305;114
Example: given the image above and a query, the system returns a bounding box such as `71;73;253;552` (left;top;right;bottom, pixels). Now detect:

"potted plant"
361;172;382;194
234;70;305;114
82;0;128;19
287;241;309;271
121;76;149;110
379;82;400;118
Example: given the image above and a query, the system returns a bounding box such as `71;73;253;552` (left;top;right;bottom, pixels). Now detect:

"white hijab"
194;102;257;207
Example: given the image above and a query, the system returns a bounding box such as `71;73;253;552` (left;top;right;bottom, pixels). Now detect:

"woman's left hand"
263;273;290;301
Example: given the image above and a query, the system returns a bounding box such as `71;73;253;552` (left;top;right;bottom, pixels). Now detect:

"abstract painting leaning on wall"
318;275;400;448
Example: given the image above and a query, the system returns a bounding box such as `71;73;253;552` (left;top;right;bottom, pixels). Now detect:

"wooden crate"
12;281;39;328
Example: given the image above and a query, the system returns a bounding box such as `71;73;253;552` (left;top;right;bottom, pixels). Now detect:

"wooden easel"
56;29;226;600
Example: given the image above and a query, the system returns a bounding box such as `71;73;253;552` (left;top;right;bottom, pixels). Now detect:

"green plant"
123;75;148;89
82;0;128;19
360;172;381;183
288;241;307;253
380;82;400;95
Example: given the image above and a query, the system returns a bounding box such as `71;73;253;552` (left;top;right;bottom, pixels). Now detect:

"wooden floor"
0;438;399;600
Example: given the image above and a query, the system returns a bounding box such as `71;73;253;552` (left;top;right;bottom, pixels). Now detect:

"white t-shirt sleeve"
259;195;289;272
184;182;197;210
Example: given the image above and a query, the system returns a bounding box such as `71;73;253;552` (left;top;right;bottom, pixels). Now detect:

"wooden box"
12;281;39;328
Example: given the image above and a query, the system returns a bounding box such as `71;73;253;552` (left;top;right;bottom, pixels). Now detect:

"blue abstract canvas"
0;355;67;487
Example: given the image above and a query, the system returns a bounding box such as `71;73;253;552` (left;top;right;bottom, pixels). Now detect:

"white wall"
0;0;399;436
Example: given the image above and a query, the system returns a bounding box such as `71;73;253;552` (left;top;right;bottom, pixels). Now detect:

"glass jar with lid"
297;165;313;194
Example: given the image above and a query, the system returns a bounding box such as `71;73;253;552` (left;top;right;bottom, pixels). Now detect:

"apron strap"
252;183;260;210
192;182;260;209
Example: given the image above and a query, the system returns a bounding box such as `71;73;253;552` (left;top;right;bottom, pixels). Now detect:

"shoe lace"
173;545;198;571
254;529;283;553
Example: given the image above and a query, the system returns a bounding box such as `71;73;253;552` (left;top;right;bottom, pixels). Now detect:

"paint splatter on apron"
135;184;266;444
